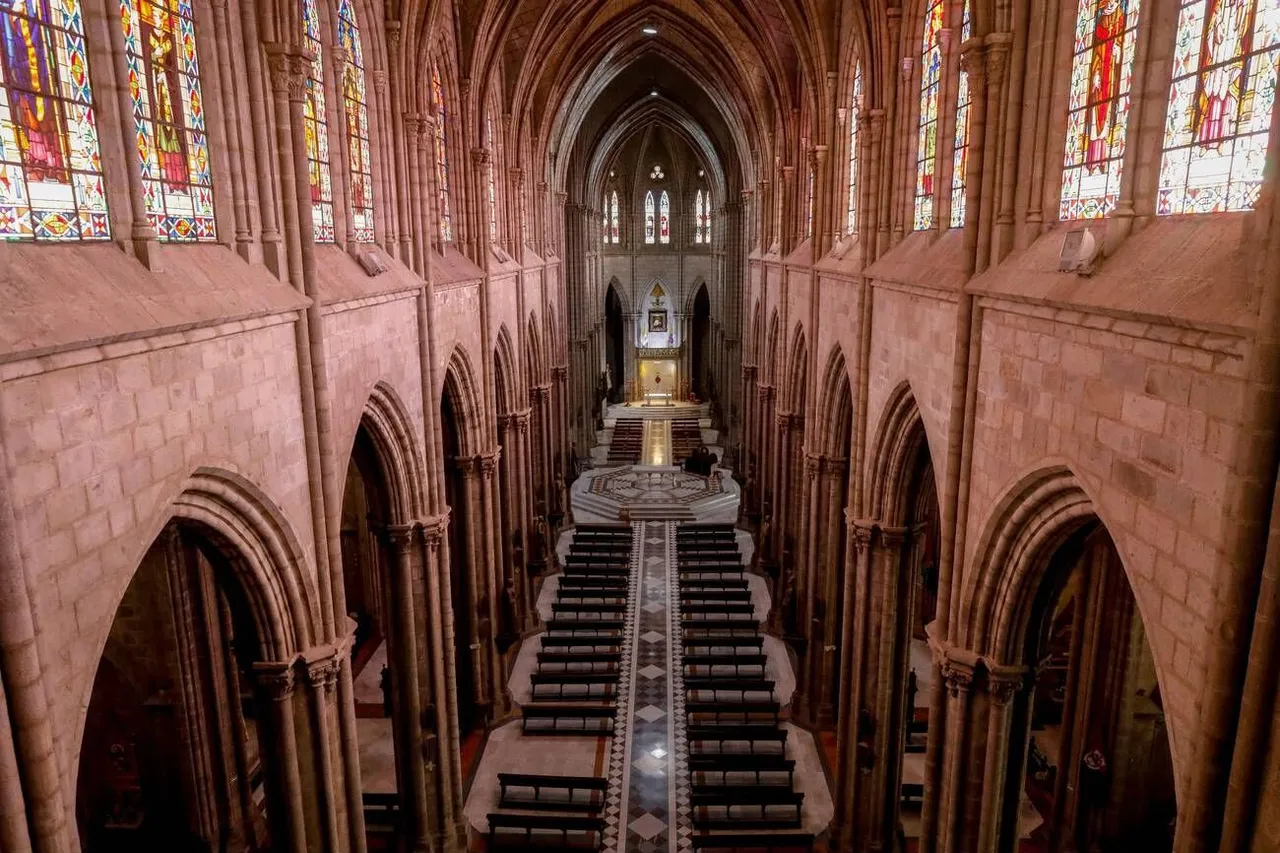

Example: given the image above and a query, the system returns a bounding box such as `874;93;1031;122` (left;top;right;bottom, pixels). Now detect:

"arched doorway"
76;525;276;853
1000;525;1176;853
690;284;711;400
604;284;625;403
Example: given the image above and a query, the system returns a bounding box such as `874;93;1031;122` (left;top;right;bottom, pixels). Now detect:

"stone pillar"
424;513;466;847
939;657;976;853
976;669;1027;853
497;415;525;631
457;459;489;711
815;458;848;724
388;525;434;852
252;664;308;853
480;450;508;715
834;521;875;848
515;411;536;626
302;652;342;853
795;451;824;720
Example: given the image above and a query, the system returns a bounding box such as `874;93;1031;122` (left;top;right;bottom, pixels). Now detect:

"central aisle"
640;419;673;466
607;521;690;851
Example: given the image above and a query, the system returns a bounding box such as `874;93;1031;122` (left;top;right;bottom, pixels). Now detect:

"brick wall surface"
962;301;1249;789
1;319;312;782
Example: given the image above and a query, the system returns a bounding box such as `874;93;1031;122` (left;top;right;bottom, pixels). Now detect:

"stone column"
302;652;342;853
515;411;536;626
795;451;824;720
497;415;525;631
252;664;308;853
976;669;1027;853
939;656;976;853
815;458;848;724
834;521;875;848
161;530;220;846
424;514;465;847
457;459;489;711
868;526;909;852
480;450;509;715
387;525;433;852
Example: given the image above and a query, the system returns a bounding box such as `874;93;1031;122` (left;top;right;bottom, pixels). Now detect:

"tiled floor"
615;520;677;852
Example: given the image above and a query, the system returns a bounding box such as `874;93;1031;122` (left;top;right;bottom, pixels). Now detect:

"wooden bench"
550;602;626;618
689;754;796;788
537;651;622;670
521;704;616;735
681;579;751;591
686;725;788;754
362;791;401;836
487;812;606;851
689;832;814;852
530;673;619;701
685;678;776;700
687;700;781;725
539;638;621;654
691;788;804;829
557;578;629;590
497;773;607;813
683;590;753;603
682;622;762;639
684;636;764;650
901;781;924;804
545;619;624;635
683;602;755;616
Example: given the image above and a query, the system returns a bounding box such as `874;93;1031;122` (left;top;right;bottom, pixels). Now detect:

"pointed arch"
765;310;781;383
493;324;519;415
337;0;375;242
784;326;808;414
816;346;854;457
644;190;656;243
443;346;484;454
352;382;429;523
132;468;319;663
865;381;941;525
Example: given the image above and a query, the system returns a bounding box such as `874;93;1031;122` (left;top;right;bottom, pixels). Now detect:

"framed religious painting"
649;310;669;333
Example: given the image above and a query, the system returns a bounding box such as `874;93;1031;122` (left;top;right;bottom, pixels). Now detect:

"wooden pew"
520;704;616;735
497;773;607;813
689;832;814;852
486;812;606;850
691;788;804;829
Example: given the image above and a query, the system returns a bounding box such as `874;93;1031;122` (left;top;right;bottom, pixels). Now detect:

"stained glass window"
485;114;496;242
609;189;619;243
950;1;973;228
847;63;862;235
659;189;669;243
120;0;214;241
1158;0;1280;214
337;0;373;242
914;0;945;230
805;163;814;239
644;190;654;243
431;64;452;242
694;189;704;243
1060;0;1142;219
1;0;110;240
300;0;333;241
704;191;711;241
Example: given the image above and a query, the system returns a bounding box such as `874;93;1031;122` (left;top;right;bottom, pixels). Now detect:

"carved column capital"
986;666;1027;706
479;448;502;476
878;525;910;549
253;661;297;700
303;650;342;689
422;510;450;545
741;364;758;379
471;147;491;168
386;522;419;550
371;68;388;94
942;657;977;697
551;365;568;381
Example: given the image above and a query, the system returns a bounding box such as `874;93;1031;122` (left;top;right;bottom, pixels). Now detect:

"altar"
636;352;679;406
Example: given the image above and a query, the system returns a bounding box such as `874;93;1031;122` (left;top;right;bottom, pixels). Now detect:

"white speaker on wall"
358;249;389;277
1059;228;1099;275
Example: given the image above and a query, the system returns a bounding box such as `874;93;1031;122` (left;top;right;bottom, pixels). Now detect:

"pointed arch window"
950;0;973;228
1;0;110;240
1158;0;1280;214
1060;0;1142;219
659;189;670;243
485;114;497;242
644;190;655;243
914;0;945;230
609;189;619;243
847;63;863;235
704;192;712;241
121;0;215;241
694;189;704;243
302;0;333;241
430;64;452;242
805;162;815;239
337;0;373;242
